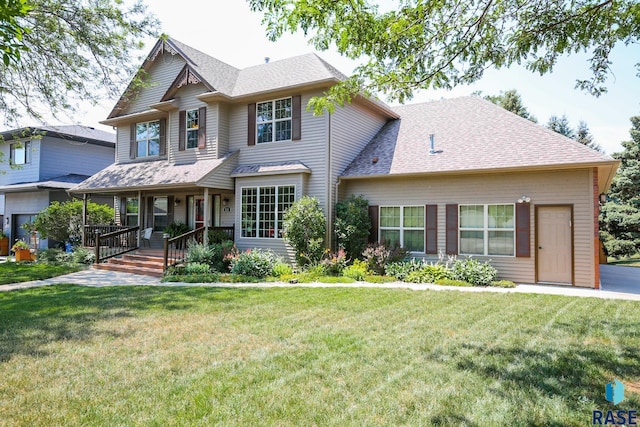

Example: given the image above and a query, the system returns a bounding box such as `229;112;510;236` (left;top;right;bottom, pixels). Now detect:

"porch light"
599;193;608;204
174;198;181;206
223;197;229;206
517;195;531;203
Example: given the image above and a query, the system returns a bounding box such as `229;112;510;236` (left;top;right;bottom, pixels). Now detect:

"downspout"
326;111;332;250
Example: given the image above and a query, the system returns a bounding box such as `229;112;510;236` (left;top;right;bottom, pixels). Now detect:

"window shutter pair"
247;95;301;146
178;107;207;151
129;119;167;158
444;203;531;257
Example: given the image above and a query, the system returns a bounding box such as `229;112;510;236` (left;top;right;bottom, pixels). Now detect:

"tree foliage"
282;196;326;266
600;116;640;258
0;0;159;126
575;120;603;152
33;200;114;244
483;89;537;122
547;115;603;152
249;0;640;114
335;194;370;258
546;115;576;139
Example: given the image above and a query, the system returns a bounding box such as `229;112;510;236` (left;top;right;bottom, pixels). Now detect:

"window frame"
185;109;199;149
136;120;161;158
125;197;139;227
256;97;292;144
10;140;31;165
459;203;515;257
379;205;425;253
240;185;296;239
152;196;168;232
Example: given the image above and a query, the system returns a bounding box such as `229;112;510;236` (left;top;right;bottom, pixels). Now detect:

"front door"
537;206;573;284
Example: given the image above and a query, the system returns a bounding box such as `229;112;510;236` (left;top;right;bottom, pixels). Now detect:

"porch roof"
70;153;238;193
0;174;90;193
231;161;311;177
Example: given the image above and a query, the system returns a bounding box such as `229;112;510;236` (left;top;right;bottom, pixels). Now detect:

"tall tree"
546;115;575;139
249;0;640;114
600;116;640;258
0;0;158;126
483;89;537;122
575;120;603;152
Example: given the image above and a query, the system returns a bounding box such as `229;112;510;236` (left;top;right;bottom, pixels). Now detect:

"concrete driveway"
600;265;640;295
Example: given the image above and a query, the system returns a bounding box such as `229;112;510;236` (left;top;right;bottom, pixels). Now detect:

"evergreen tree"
546;115;575;139
575;120;603;152
483;89;537;122
600;116;640;258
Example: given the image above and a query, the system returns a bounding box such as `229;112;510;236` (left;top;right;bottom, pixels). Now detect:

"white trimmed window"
379;206;425;252
186;109;199;149
241;185;295;238
125;198;138;226
10;141;31;165
459;204;515;256
153;197;168;231
256;97;292;143
136;120;160;157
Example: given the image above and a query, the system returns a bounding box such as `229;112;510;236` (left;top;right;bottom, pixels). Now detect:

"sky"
70;0;640;154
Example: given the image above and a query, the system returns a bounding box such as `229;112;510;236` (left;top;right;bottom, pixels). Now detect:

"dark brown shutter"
178;110;186;151
198;106;207;149
516;202;531;257
159;118;167;156
119;197;127;225
292;95;301;141
167;196;174;225
368;205;379;244
446;204;458;255
129;123;136;159
248;103;256;146
426;204;438;254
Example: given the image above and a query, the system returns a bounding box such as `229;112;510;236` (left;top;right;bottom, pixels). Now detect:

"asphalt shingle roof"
341;96;615;178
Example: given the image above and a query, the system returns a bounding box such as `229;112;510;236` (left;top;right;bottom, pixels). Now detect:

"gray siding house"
0;125;115;248
71;37;619;288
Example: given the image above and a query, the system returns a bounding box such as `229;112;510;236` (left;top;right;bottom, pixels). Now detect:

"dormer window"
136;120;160;157
186;109;199;149
257;97;292;144
10;141;31;165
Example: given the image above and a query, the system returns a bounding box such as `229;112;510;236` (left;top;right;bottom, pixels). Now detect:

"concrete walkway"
1;265;639;301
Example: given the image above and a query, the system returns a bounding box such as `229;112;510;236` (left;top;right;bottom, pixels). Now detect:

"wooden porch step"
94;262;164;278
95;253;168;278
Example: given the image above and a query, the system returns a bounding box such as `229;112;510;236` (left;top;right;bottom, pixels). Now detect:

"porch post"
203;188;210;245
82;193;88;246
137;190;142;247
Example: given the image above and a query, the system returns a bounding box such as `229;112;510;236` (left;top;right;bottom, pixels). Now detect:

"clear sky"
73;0;640;154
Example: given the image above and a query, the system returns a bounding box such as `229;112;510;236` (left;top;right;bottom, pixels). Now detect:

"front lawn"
0;261;83;284
0;285;638;426
608;254;640;267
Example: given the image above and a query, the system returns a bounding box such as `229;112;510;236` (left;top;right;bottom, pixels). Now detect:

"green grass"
0;262;83;284
608;254;640;267
0;285;639;426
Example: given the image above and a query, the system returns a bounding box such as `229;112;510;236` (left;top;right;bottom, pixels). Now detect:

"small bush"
272;262;293;277
71;247;95;265
208;228;232;244
185;262;211;275
362;243;409;275
321;249;349;276
282;196;326;266
435;278;473;287
385;258;424;280
343;259;369;281
450;258;497;287
37;248;70;264
335;195;370;259
405;264;450;283
229;248;279;278
186;242;216;265
490;280;517;288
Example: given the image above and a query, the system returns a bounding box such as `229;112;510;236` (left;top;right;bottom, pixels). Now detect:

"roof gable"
341;96;616;178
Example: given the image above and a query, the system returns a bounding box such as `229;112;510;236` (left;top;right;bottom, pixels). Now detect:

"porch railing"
163;227;206;271
210;226;234;242
94;226;139;263
84;225;131;247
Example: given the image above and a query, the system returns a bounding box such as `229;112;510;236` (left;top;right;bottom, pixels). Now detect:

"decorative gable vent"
148;41;179;63
176;67;202;89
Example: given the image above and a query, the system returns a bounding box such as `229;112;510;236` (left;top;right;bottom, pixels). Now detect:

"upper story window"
186;109;199;149
10;141;31;165
459;204;515;256
136;120;160;157
257;97;292;144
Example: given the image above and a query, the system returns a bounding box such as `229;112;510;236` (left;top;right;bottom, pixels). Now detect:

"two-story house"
0;125;115;248
71;37;619;288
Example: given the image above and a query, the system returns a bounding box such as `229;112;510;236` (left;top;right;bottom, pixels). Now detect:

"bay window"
241;185;295;238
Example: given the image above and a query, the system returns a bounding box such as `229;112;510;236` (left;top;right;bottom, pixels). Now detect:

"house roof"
341;96;619;189
231;161;312;177
0;174;91;193
0;125;115;147
70;153;238;193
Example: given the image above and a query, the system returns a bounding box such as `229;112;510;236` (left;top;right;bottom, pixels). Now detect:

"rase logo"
593;379;637;425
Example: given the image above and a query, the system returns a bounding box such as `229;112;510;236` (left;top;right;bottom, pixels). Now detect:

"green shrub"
186;242;216;265
450;258;497;287
282;196;326;266
185;262;211;275
229;248;279;278
208;228;232;244
37;248;70;264
490;280;517;288
385;258;424;280
343;259;369;281
435;278;473;287
34;200;113;244
71;246;95;265
164;222;190;238
405;264;450;283
335;195;371;259
363;243;409;275
321;249;349;276
272;262;293;277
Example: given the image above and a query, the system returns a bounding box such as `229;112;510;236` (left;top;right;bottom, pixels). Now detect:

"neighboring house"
70;37;619;288
0;125;115;249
